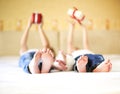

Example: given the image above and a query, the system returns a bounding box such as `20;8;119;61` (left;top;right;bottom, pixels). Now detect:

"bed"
0;55;120;94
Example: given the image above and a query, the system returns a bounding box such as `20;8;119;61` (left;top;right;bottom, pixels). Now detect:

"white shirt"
72;49;94;59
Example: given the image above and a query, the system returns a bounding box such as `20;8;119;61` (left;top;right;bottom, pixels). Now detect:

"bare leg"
93;59;112;72
19;17;32;55
76;55;88;72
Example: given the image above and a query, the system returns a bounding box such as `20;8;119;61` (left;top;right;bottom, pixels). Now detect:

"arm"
19;17;32;55
52;60;67;71
52;50;67;71
67;21;76;54
81;25;89;50
38;22;51;49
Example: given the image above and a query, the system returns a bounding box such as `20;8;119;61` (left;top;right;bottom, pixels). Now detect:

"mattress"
0;55;120;94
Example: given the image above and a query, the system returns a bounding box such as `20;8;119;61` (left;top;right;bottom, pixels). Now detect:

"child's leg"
76;57;112;72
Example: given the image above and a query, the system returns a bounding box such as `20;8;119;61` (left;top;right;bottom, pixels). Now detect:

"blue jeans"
19;51;35;73
73;54;105;72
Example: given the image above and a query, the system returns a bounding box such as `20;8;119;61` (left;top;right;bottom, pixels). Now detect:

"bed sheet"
0;55;120;94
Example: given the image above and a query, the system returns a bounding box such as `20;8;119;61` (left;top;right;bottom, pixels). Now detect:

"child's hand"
53;60;67;71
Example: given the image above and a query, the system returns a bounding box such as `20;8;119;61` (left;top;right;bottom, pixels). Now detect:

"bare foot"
29;50;42;73
41;49;54;73
76;55;88;72
93;59;112;72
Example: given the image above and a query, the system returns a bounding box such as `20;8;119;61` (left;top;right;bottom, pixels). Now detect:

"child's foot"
93;59;112;72
29;50;42;73
41;49;54;73
76;55;88;72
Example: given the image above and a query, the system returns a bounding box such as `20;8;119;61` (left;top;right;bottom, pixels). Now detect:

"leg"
76;55;88;72
76;57;112;72
93;59;112;72
19;17;32;55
